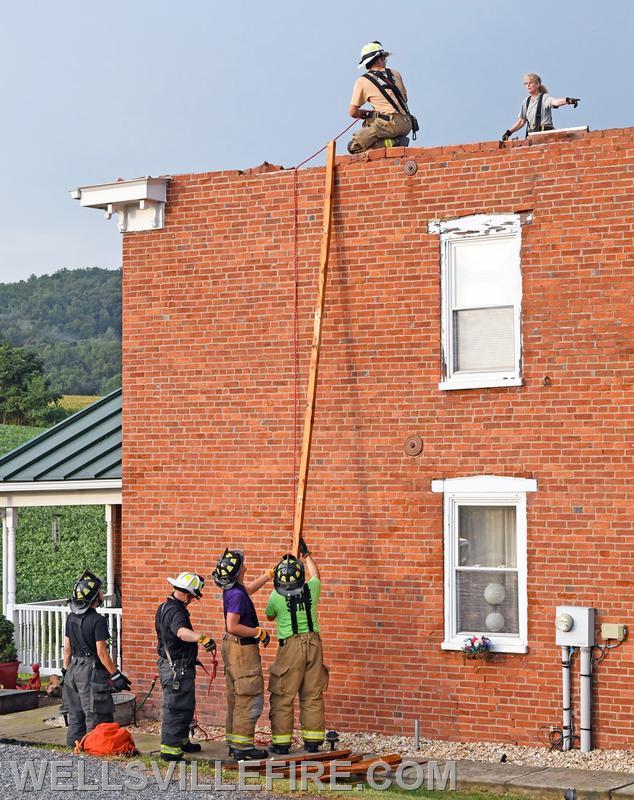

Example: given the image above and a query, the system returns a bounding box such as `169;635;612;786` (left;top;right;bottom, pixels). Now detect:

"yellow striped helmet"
69;570;103;614
358;41;391;69
274;554;305;597
212;549;244;589
167;571;205;599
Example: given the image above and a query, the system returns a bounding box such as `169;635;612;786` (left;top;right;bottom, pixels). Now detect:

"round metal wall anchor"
404;160;418;175
405;435;423;456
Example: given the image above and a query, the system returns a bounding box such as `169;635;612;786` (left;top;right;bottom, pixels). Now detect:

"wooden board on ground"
225;747;352;772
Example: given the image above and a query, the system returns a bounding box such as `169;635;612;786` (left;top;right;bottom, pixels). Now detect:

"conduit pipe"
561;646;572;750
580;647;592;752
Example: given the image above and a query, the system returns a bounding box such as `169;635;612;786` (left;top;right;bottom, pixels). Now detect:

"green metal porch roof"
0;389;121;482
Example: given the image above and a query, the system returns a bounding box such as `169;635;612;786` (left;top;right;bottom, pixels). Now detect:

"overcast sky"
1;0;632;284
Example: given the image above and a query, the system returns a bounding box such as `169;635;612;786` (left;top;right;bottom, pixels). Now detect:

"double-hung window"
432;476;536;653
429;214;526;390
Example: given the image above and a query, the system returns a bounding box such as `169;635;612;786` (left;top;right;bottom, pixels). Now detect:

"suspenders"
288;584;314;635
362;69;418;140
524;93;544;135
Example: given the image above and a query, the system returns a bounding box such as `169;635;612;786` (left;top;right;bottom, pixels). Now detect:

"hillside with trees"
0;267;121;395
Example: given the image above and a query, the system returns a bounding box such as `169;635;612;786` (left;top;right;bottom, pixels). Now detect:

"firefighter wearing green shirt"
266;540;328;754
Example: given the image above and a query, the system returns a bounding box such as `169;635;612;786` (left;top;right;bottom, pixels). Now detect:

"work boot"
181;740;202;753
303;741;322;753
160;752;185;762
269;744;290;755
394;135;410;147
232;747;269;761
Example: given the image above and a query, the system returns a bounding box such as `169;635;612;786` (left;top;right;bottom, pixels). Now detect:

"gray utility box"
555;606;595;647
0;689;38;715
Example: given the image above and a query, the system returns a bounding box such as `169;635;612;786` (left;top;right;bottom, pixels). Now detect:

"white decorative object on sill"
70;176;170;233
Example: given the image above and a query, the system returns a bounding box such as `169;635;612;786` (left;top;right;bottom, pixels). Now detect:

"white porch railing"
14;601;123;675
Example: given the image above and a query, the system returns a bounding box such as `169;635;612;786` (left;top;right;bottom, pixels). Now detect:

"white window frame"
431;475;537;654
429;213;526;391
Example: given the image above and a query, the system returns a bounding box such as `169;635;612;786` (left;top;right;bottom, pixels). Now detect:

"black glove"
109;670;132;691
256;627;271;648
566;97;580;108
59;667;66;687
198;635;217;654
298;538;310;557
501;130;512;142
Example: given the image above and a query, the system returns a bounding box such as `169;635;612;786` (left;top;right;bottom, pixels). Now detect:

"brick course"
121;128;633;747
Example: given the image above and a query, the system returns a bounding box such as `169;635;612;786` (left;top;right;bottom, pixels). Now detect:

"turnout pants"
62;656;114;747
158;658;196;757
268;632;329;747
348;112;412;154
222;635;264;750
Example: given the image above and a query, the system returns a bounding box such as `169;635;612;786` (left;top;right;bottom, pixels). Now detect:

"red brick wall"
121;128;633;747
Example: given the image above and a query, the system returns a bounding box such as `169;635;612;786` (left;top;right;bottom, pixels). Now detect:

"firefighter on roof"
347;41;417;154
62;570;131;747
266;539;328;754
212;547;274;760
155;571;216;762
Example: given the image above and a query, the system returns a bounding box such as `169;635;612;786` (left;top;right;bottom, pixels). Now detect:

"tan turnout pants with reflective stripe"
222;636;264;749
268;632;328;745
348;112;412;153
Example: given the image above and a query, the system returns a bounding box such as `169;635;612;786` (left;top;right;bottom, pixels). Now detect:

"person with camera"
62;570;131;747
155;571;216;762
501;73;580;140
347;41;417;154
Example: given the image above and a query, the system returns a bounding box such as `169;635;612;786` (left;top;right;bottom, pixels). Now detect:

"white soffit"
70;176;170;233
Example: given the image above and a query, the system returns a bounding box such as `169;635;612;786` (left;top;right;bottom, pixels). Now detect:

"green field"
59;394;101;414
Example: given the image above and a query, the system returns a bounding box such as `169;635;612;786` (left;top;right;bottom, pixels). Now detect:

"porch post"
105;504;114;606
5;507;17;622
2;510;7;614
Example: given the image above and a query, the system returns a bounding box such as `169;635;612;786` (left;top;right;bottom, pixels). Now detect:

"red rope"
289;119;360;521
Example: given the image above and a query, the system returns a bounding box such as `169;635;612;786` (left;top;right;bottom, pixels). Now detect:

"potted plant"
461;635;492;661
0;612;19;689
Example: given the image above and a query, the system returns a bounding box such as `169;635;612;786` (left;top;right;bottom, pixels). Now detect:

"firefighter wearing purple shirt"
212;548;274;760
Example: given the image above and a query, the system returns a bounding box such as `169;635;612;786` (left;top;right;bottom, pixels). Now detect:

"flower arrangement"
461;635;492;659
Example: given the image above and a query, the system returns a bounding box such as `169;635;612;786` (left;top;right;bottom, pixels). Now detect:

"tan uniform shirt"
350;69;408;115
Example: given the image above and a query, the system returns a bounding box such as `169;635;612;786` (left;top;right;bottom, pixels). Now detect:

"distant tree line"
0;338;63;425
0;267;121;395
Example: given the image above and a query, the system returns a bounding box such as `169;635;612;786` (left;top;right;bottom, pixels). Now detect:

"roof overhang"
0;479;122;508
70;176;170;233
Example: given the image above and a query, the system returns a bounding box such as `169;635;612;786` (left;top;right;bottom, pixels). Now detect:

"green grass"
0;423;47;456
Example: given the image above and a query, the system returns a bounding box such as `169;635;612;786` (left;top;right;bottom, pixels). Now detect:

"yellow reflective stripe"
383;138;395;148
302;729;325;740
271;733;293;744
226;733;254;744
160;744;183;755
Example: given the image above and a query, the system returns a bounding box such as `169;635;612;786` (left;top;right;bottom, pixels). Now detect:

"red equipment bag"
74;722;137;756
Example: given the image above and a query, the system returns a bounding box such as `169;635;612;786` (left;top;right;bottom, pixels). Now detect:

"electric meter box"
555;606;595;647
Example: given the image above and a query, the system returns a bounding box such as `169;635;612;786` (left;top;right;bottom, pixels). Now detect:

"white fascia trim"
70;177;169;208
0;480;121;494
431;476;537;493
439;376;523;391
428;213;522;237
441;638;528;654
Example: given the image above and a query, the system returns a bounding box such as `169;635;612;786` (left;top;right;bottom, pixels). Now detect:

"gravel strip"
337;732;634;773
0;742;283;800
136;720;634;774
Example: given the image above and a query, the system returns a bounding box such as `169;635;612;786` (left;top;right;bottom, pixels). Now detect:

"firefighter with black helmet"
155;571;216;761
62;570;131;747
266;540;328;754
212;547;274;760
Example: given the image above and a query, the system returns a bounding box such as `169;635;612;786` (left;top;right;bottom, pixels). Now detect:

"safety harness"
523;93;553;135
288;584;314;635
363;68;418;140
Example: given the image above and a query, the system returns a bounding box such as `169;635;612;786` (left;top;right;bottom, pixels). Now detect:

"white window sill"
439;376;523;391
442;639;528;655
